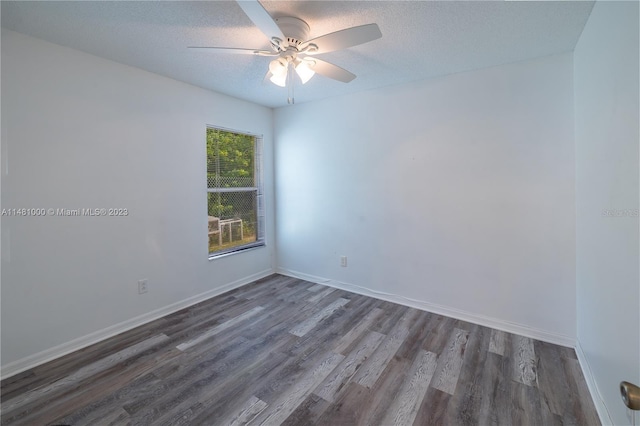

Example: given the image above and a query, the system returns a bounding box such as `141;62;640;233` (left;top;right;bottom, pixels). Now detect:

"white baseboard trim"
277;267;576;348
575;341;614;426
0;269;274;380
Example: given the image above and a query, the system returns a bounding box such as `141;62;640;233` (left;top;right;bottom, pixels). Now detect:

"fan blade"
309;59;356;83
301;23;381;55
188;47;277;56
237;1;285;42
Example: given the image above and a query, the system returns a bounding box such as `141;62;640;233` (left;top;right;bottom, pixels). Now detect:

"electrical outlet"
340;256;347;267
138;279;148;294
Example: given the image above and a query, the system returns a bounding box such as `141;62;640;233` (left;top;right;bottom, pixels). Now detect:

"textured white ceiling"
1;1;594;108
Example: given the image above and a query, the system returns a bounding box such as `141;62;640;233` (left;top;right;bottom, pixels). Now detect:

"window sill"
208;242;266;261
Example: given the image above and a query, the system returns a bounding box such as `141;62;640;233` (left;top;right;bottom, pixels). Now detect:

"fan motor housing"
274;17;310;47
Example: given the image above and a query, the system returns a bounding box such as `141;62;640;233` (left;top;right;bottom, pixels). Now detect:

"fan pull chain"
287;61;295;104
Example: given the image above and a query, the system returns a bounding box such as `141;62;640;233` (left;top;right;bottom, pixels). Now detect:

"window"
207;127;264;257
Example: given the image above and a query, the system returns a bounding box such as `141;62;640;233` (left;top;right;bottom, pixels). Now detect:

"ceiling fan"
189;0;382;104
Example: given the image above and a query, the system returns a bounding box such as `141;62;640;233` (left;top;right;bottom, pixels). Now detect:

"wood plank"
56;373;160;426
316;356;410;426
313;331;385;402
512;334;538;386
247;301;372;409
431;328;469;395
0;370;37;403
353;309;419;388
223;396;268;426
305;287;336;303
93;407;131;426
284;297;376;372
145;336;291;424
445;324;490;425
422;315;459;354
1;333;170;414
120;335;252;419
170;350;291;425
475;352;512;426
534;339;572;416
306;284;325;293
511;381;544;426
18;347;181;425
160;296;259;341
333;307;385;355
380;350;437;426
250;351;345;425
176;306;265;351
394;311;434;361
156;405;201;426
414;387;451;426
370;302;409;335
354;356;411;425
279;393;332;426
280;284;323;304
488;328;507;356
289;298;350;337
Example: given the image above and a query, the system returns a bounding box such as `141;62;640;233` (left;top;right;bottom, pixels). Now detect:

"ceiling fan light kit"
268;58;288;87
189;0;382;104
268;56;315;87
295;60;315;84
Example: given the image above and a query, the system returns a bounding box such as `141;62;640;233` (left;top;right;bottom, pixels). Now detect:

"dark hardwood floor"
1;274;600;425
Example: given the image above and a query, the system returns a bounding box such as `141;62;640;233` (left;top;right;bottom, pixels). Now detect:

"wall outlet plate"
138;279;148;294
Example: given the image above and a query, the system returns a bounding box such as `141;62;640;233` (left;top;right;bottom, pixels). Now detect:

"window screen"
207;127;264;257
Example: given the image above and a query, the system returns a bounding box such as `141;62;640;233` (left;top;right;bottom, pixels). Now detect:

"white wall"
275;53;577;344
0;29;276;374
574;2;640;424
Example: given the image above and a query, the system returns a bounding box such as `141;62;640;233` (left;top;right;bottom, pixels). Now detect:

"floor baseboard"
277;267;576;348
575;341;614;426
0;269;274;380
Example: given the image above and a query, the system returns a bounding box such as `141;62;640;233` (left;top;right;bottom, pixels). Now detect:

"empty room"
1;1;638;425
